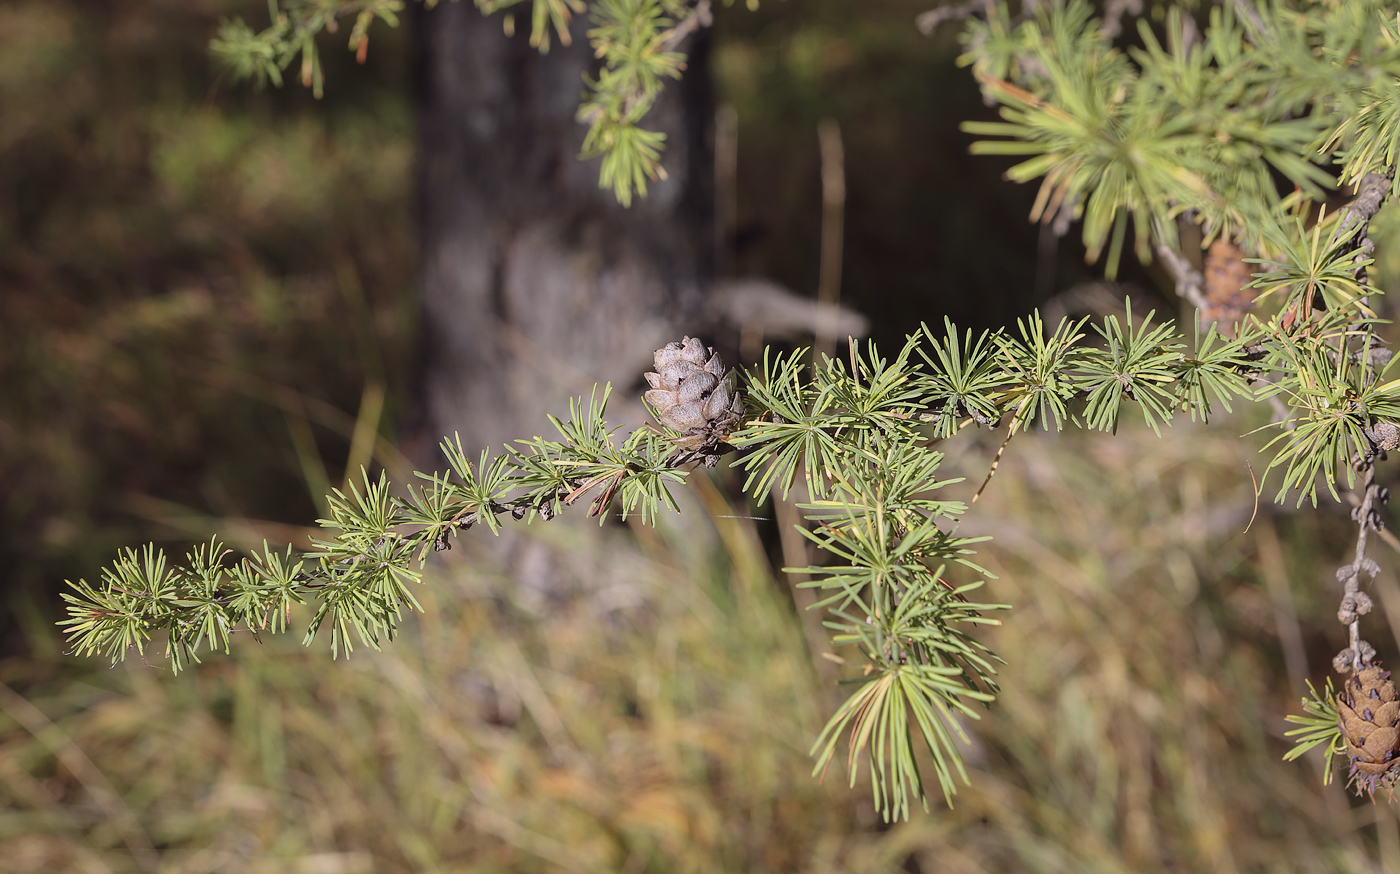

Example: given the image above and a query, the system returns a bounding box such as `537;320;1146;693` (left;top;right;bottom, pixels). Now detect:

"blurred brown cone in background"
1339;664;1400;797
1201;238;1257;337
644;337;744;467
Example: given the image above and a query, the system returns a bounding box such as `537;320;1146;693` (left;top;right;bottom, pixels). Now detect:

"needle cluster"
211;0;716;204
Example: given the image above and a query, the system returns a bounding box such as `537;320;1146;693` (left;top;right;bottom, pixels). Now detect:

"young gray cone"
644;337;745;467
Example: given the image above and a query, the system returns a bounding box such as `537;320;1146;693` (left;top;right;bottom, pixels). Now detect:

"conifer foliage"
212;0;715;204
61;0;1400;818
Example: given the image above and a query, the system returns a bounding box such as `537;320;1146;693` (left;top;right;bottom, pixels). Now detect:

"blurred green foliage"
0;0;417;644
211;0;711;206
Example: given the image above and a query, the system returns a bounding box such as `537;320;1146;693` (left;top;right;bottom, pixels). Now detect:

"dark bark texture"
416;4;714;456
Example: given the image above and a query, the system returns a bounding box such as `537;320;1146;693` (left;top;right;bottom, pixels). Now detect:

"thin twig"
661;0;712;52
972;405;1025;504
916;0;994;35
1332;167;1394;677
1344;461;1381;661
1335;172;1393;250
1155;241;1210;311
1346;489;1400;554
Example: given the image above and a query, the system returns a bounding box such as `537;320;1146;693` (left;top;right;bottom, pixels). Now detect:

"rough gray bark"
416;3;714;456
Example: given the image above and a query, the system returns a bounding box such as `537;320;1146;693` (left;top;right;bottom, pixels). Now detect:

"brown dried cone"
644;337;745;467
1339;664;1400;796
1201;237;1257;337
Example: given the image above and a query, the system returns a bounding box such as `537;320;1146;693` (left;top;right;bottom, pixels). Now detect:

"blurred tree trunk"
415;4;714;454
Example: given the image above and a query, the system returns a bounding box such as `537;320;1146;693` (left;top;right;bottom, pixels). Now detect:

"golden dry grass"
3;420;1400;872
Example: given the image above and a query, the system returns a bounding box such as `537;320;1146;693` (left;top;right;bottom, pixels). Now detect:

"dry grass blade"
0;681;158;873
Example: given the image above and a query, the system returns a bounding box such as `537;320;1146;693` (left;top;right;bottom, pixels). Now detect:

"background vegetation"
0;0;417;648
5;0;1400;870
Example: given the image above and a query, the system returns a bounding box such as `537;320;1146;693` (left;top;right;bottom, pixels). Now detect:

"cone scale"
644;337;745;467
1339;665;1400;796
